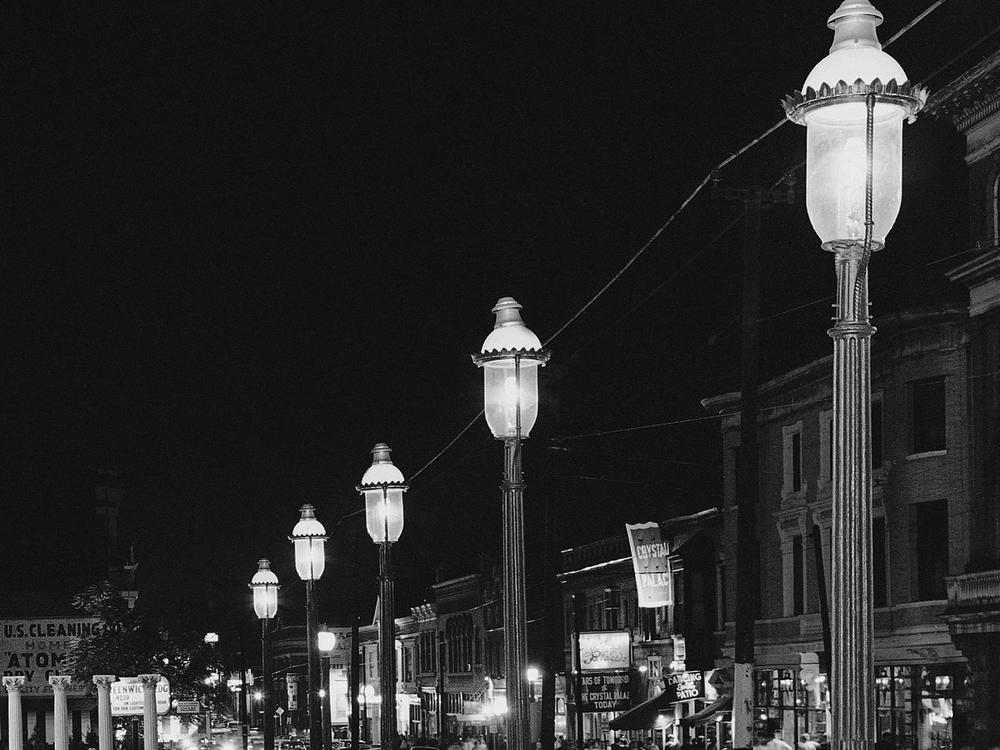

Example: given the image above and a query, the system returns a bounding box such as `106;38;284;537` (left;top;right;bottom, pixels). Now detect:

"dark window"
872;399;884;468
792;536;805;615
605;587;621;629
911;378;946;453
873;516;887;607
672;571;685;633
916;499;948;600
792;432;803;492
827;416;834;479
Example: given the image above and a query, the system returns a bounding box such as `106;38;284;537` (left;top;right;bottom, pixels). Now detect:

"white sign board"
1;618;100;696
111;677;171;716
577;630;631;672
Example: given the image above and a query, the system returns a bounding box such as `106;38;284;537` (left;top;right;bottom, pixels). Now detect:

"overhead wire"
404;0;962;486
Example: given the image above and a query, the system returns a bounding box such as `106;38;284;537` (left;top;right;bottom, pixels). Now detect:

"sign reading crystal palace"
1;618;101;695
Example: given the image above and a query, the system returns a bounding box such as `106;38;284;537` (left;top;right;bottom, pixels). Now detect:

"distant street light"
318;631;337;750
781;3;925;749
290;505;327;750
250;559;280;750
472;297;549;750
358;444;407;749
204;633;220;645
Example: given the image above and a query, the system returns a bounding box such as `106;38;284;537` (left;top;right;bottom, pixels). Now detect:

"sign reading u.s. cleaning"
1;618;100;696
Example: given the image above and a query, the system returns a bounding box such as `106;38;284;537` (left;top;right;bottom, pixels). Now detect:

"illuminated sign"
110;677;171;716
625;523;672;608
579;671;632;713
662;671;704;702
578;630;631;672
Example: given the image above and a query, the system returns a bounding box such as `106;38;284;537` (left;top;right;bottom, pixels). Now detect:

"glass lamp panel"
804;103;904;246
365;488;405;543
318;631;337;653
263;585;278;619
483;360;539;438
252;586;268;619
294;538;325;580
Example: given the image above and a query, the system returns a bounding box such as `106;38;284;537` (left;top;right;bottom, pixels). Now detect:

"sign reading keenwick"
625;522;672;608
110;677;171;716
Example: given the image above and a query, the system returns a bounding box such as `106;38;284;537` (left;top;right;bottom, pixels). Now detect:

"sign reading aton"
1;618;101;696
579;671;632;713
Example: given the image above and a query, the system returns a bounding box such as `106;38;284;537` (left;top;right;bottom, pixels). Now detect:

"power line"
402;1;956;487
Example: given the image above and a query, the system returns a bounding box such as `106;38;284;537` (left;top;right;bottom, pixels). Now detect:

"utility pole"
571;593;585;747
713;175;794;748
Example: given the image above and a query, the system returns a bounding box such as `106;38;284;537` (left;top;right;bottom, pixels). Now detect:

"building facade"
928;47;1000;750
559;509;726;747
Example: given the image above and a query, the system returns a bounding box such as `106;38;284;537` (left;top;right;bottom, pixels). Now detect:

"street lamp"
250;559;280;750
472;297;550;750
358;444;407;749
318;631;337;750
782;4;925;750
290;505;328;750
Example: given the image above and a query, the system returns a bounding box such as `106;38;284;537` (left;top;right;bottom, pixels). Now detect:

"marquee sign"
579;671;632;713
625;523;672;608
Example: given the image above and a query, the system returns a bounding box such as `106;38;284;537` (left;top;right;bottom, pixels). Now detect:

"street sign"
274;707;285;716
176;701;201;714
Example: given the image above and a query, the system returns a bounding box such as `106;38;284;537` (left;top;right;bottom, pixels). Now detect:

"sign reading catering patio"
625;522;672;607
578;630;631;672
1;618;100;696
110;677;171;716
579;671;632;713
662;670;704;703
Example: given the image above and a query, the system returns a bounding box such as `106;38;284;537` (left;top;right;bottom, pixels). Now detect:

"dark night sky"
3;1;996;634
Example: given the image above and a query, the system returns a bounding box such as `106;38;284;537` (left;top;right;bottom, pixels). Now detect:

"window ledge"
906;450;947;461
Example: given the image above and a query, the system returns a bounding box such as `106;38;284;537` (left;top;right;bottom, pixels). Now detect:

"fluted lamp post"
472;297;550;750
290;505;328;750
781;4;925;750
358;443;407;749
318;630;337;750
250;559;280;750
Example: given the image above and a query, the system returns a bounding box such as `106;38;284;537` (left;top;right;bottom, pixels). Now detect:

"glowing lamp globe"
358;443;407;544
782;1;925;249
473;297;550;439
318;630;336;653
249;558;280;620
289;504;327;581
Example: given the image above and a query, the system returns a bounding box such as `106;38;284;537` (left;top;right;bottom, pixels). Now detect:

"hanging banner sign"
625;522;672;608
578;671;632;713
662;671;704;703
110;677;171;716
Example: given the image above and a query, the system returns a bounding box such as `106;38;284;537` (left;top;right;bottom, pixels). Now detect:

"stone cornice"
925;51;1000;133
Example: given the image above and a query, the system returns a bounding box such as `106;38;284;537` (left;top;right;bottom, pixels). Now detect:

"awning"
608;691;676;731
679;695;732;727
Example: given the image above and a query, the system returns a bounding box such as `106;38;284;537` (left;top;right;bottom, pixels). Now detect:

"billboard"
625;522;672;608
110;677;171;716
1;618;101;696
578;630;631;672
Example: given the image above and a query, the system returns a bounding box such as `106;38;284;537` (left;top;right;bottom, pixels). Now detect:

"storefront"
752;665;965;750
